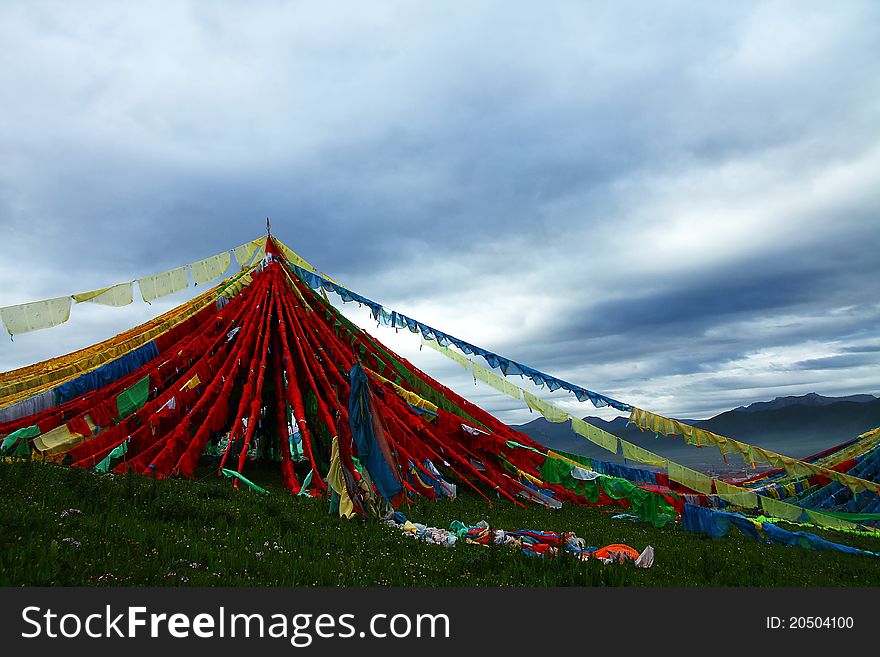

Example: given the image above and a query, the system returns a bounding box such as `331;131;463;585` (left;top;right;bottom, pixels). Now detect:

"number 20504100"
766;616;853;629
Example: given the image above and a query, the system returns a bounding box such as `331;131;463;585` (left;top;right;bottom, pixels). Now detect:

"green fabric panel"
500;458;518;474
115;375;150;420
505;440;546;456
755;515;880;538
817;511;880;522
298;469;314;496
1;425;40;455
328;489;340;515
538;456;601;502
550;448;593;469
539;455;675;527
94;439;129;473
449;520;468;538
598;477;676;528
220;468;270;495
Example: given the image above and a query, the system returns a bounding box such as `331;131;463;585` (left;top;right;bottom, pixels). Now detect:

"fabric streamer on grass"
384;511;654;567
221;468;270;495
538;452;677;528
681;503;878;558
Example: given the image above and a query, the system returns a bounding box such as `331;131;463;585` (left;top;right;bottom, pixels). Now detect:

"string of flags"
0;237;267;337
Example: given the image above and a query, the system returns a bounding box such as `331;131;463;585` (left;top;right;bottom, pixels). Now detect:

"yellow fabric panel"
0;296;72;336
367;368;438;414
523;391;569;423
711;435;741;457
667;462;714;495
804;509;860;532
72;283;134;307
34;424;83;455
473;363;523;400
472;364;493;386
190;252;231;285
422;338;473;369
570;417;618;454
760;496;805;523
715;481;759;509
816;430;880;468
280;267;310;308
620;440;668;467
630;407;880;496
233;237;267;267
629;407;724;448
275;240;317;273
326;437;355;519
220;272;253;299
0;272;243;407
754;447;785;468
180;374;201;391
518;469;544;487
782;459;817;479
138;267;189;303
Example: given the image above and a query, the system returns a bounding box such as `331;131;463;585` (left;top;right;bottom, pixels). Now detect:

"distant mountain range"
733;392;878;413
511;393;880;473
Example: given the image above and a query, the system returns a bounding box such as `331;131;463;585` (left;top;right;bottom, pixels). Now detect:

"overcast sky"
1;1;878;424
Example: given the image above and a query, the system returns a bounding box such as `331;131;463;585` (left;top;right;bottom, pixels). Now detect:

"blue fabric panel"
728;514;765;541
55;341;159;403
348;363;403;502
682;503;731;539
760;522;874;556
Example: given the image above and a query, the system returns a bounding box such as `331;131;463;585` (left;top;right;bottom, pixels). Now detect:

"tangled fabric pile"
384;512;655;567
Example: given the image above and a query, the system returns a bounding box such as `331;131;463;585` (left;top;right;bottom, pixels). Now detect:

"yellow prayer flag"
190;252;231;285
667;462;714;495
233;237;267;267
33;424;83;455
326;437;356;519
275;240;318;273
760;496;806;523
570;417;618;454
0;296;72;335
715;480;759;509
474;362;523;401
620;440;668;467
138;267;189;303
804;509;860;532
523;391;570;423
180;374;201;391
72;283;134;307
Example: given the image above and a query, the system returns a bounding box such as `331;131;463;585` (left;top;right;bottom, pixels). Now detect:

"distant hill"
511;393;880;473
733;392;877;413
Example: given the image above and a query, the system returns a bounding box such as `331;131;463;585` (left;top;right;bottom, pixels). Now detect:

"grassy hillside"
1;460;879;586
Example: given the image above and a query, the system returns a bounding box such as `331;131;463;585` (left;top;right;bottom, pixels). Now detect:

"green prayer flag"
1;425;39;457
115;375;151;421
298;469;314;496
95;439;129;473
221;468;270;495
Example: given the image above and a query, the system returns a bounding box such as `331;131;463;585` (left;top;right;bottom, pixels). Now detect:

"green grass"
1;460;879;586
